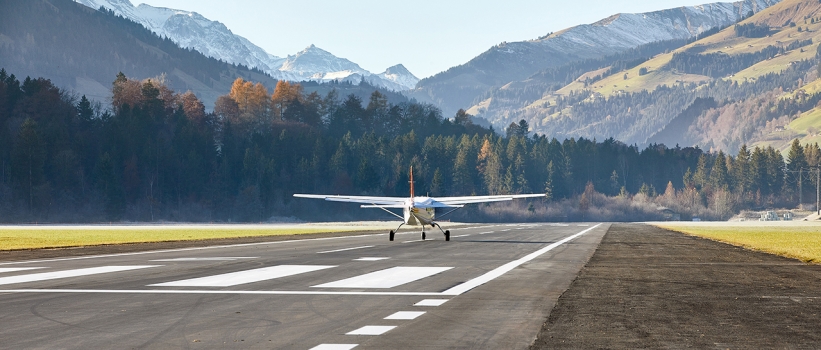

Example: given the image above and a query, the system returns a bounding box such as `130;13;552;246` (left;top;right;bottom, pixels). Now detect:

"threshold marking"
314;267;452;289
0;266;159;286
150;265;335;287
441;224;602;295
346;326;395;336
0;267;45;274
353;257;389;261
317;246;374;254
150;257;256;262
385;311;425;320
415;299;449;306
310;345;358;350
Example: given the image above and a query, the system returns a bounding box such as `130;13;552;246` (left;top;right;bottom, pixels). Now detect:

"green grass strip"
0;226;379;251
655;223;821;263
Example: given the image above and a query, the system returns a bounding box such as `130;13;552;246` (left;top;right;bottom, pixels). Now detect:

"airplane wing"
293;194;407;206
434;193;546;206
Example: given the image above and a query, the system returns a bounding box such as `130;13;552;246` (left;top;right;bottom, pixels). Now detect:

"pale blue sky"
135;0;717;78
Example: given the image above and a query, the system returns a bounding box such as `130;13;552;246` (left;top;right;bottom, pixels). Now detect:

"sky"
134;0;719;79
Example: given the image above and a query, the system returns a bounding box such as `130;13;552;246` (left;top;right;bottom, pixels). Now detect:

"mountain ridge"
409;0;781;118
72;0;419;90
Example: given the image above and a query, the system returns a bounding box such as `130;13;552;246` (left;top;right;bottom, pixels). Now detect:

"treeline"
734;23;772;38
667;45;784;78
3;67;820;222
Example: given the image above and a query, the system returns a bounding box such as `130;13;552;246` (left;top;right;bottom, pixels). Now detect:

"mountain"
72;0;419;90
409;0;781;118
0;0;411;110
476;0;821;153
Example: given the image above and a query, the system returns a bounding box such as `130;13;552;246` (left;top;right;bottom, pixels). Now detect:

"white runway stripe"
442;224;602;295
317;246;374;254
310;344;358;350
0;266;158;286
0;267;45;274
346;326;395;335
150;265;335;287
150;257;256;262
353;257;389;261
313;267;452;289
414;299;448;306
385;311;425;320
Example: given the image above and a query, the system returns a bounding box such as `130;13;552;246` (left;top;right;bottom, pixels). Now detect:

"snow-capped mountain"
534;0;779;58
411;0;781;117
72;0;418;90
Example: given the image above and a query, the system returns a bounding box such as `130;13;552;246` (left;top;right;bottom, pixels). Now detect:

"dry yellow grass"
0;224;388;251
655;222;821;263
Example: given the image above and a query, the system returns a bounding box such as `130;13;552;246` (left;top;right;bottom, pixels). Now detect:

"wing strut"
369;204;404;220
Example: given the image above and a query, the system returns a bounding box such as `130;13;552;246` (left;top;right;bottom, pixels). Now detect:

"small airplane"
294;167;546;241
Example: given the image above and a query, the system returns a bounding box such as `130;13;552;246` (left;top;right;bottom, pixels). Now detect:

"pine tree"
709;151;729;190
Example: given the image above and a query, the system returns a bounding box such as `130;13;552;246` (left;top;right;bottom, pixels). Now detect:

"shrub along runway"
532;223;821;349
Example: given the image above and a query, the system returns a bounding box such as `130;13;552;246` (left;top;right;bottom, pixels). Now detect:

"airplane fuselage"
403;198;435;226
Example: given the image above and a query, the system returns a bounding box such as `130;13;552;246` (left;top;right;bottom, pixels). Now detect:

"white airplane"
294;167;546;241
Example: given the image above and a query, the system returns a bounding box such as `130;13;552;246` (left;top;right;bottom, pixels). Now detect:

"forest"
1;68;819;223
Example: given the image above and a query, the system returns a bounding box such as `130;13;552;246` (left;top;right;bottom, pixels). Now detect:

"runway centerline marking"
150;265;335;287
415;299;448;306
441;224;602;295
313;267;453;289
385;311;425;320
150;257;256;262
0;266;159;286
452;234;470;238
317;246;374;254
0;267;46;273
346;326;395;335
353;257;389;261
309;344;358;350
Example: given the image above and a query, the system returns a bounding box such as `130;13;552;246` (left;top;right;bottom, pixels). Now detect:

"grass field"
655;221;821;263
0;223;394;251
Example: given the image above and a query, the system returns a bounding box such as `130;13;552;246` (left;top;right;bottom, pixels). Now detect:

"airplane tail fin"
409;166;415;199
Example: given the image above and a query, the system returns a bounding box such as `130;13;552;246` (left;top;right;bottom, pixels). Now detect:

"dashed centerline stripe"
415;299;449;306
317;246;375;254
309;344;358;350
346;326;395;336
385;311;425;320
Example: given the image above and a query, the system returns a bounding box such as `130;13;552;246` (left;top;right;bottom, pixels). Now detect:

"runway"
0;223;608;349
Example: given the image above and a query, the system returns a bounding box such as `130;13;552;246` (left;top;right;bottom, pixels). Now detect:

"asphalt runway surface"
533;223;821;349
0;223;608;349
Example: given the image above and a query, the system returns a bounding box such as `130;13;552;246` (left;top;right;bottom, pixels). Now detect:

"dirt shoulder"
0;229;383;262
532;223;821;349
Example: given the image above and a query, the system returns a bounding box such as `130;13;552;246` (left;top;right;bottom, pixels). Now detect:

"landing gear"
433;223;450;241
421;231;426;240
390;223;404;241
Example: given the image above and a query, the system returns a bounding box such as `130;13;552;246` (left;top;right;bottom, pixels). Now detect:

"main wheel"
389;230;395;241
422;231;426;240
445;230;450;241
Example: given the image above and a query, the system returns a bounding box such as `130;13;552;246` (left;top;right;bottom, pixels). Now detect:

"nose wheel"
421;231;426;240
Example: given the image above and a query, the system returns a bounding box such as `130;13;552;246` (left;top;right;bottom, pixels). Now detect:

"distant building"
657;207;681;221
760;211;779;221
